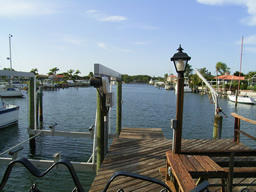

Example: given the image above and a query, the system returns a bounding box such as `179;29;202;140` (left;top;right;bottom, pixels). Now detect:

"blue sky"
0;0;256;77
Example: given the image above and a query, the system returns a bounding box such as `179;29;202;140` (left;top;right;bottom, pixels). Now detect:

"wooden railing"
231;113;256;143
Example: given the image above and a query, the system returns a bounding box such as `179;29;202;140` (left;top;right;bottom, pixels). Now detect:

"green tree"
48;67;59;75
198;67;212;79
233;71;245;76
74;70;81;79
185;64;193;78
3;67;15;71
67;69;74;77
216;62;230;75
88;72;94;78
164;73;168;81
30;68;38;75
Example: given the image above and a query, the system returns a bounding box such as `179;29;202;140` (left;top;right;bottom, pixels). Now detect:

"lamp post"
171;45;191;154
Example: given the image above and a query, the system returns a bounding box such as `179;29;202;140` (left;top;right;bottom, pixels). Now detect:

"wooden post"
28;78;36;152
234;117;240;143
213;114;223;139
96;91;107;172
227;152;235;192
235;90;238;107
173;74;184;154
116;81;122;136
39;86;43;122
36;92;40;125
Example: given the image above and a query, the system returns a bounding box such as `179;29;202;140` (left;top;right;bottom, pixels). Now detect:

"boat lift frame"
0;70;97;171
0;64;121;172
195;69;219;115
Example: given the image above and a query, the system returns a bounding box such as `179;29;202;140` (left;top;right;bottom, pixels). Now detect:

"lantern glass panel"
174;59;187;72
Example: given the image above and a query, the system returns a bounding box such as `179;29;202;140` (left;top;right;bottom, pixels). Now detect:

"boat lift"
195;69;219;115
0;64;121;173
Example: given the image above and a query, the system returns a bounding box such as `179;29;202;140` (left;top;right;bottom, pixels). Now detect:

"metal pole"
8;34;13;70
173;73;184;154
235;36;244;107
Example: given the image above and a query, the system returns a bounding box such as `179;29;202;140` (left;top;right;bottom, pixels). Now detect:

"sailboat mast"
235;36;243;106
9;34;13;71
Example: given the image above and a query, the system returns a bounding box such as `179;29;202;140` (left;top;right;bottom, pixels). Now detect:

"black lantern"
171;45;191;74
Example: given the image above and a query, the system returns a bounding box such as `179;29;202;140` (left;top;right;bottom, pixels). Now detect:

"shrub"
240;84;247;90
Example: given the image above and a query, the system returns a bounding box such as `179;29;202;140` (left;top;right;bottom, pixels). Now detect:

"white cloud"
100;16;127;22
134;41;151;45
97;43;107;48
86;9;127;22
0;0;58;17
243;35;256;45
97;42;131;52
245;46;256;53
55;34;84;46
197;0;256;26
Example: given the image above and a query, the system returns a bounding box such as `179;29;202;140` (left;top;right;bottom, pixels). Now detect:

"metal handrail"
103;171;171;192
0;157;84;192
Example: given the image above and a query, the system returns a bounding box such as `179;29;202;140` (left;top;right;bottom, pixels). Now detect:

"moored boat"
175;77;192;93
0;85;24;98
0;97;19;129
228;95;255;105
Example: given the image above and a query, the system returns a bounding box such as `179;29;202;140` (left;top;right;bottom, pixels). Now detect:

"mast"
235;36;243;107
8;34;13;71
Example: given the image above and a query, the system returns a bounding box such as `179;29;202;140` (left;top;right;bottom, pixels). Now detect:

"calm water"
0;84;255;191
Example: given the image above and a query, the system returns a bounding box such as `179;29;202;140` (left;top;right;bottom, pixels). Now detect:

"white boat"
227;37;255;105
0;85;24;97
228;95;255;105
175;78;192;93
165;82;174;90
0;97;19;129
42;79;57;88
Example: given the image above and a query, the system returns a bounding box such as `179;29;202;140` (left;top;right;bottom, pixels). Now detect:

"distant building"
213;74;245;84
167;75;177;83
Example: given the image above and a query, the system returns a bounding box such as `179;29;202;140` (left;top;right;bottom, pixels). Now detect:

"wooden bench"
165;150;226;192
181;150;256;191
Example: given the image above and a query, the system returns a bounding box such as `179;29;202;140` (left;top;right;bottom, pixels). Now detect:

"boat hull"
0;105;19;129
0;89;24;97
228;95;255;105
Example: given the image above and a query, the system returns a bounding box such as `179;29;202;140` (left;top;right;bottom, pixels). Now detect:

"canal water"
0;84;255;191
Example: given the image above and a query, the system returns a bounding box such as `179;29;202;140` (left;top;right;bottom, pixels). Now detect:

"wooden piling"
28;78;36;151
116;81;122;136
213;114;223;139
96;91;108;172
39;86;43;122
36;92;39;125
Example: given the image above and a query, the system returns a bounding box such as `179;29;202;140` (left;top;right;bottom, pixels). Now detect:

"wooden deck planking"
119;127;165;139
89;128;255;192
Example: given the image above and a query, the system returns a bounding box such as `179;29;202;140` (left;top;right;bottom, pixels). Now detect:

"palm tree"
48;67;59;75
88;72;94;79
30;68;38;75
74;70;81;79
67;69;74;79
216;62;230;75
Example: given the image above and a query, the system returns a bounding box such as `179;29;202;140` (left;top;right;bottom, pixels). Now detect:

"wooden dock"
89;128;256;191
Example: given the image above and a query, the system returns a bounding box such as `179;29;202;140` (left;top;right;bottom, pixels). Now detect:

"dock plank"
89;128;256;192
